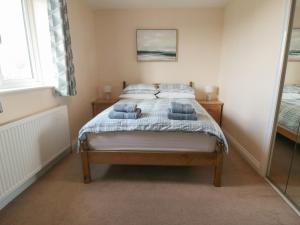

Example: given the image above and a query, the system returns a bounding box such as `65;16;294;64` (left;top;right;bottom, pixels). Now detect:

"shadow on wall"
222;112;262;164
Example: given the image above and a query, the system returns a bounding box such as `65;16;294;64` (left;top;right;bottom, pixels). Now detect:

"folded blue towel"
170;102;195;114
168;110;197;121
109;108;142;119
113;103;137;112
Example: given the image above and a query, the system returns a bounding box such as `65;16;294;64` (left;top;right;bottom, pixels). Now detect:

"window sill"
0;85;54;95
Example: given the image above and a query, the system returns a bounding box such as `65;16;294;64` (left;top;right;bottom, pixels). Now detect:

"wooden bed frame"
277;125;300;143
80;81;224;187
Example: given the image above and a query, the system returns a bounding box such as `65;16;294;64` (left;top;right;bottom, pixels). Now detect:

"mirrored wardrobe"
268;0;300;211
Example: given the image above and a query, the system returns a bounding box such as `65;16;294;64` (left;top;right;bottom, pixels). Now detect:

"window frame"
0;0;49;92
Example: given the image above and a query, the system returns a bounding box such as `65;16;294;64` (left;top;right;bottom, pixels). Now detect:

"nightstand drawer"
92;99;119;116
206;108;221;125
93;104;111;115
198;100;223;126
203;104;219;110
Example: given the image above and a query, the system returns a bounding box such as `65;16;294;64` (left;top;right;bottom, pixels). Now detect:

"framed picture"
136;29;177;62
289;28;300;61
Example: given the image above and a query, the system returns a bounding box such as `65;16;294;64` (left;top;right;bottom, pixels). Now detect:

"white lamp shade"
103;85;112;93
204;85;217;94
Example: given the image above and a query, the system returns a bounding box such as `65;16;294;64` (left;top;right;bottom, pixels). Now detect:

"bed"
79;82;228;187
277;85;300;143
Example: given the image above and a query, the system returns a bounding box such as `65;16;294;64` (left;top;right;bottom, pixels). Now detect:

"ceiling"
86;0;231;9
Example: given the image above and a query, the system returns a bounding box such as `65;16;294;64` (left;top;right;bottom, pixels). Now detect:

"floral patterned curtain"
48;0;77;96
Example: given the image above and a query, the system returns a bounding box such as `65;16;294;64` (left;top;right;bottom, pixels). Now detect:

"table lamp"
204;85;217;101
103;85;112;100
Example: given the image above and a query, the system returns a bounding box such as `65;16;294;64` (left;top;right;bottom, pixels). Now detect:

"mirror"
286;141;300;207
268;1;300;210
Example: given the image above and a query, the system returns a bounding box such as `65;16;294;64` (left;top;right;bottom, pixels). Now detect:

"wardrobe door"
286;124;300;209
268;132;295;191
267;0;300;212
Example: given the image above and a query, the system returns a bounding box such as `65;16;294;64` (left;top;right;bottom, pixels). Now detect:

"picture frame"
289;28;300;61
136;29;178;62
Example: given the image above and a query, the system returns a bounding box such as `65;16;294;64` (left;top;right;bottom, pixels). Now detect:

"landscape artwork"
289;28;300;61
137;29;177;61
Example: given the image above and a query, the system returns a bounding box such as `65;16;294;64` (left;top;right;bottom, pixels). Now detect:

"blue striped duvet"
279;94;300;134
78;98;228;152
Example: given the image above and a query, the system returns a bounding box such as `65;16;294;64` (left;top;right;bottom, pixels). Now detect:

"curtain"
48;0;77;96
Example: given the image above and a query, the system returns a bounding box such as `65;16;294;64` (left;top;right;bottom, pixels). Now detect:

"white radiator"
0;105;70;209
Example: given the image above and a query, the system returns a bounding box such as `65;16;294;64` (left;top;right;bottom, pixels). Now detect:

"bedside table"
198;100;224;126
92;99;119;116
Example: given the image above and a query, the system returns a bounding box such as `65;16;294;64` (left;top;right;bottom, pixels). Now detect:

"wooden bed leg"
213;148;223;187
80;141;91;184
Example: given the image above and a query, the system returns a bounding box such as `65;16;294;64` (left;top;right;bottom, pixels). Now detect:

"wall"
95;9;224;99
0;0;99;140
285;5;300;85
218;0;288;173
294;5;300;27
285;62;300;84
66;0;99;140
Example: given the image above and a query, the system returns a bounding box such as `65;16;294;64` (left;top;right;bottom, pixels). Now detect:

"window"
0;0;54;91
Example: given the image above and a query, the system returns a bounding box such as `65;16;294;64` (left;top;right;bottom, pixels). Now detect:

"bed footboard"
80;140;224;186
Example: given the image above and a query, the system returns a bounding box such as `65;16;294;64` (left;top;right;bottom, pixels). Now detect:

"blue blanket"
279;95;300;134
113;103;137;112
168;110;197;121
109;108;141;119
170;102;195;114
78;99;228;152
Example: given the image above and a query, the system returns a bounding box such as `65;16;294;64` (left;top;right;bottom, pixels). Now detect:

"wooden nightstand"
92;99;119;116
198;100;224;126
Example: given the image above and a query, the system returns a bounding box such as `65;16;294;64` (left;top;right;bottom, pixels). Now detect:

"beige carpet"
0;146;299;225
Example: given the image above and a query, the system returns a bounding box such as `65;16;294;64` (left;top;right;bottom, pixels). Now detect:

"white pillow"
119;93;157;99
159;83;195;94
282;93;300;100
123;84;158;94
156;92;196;99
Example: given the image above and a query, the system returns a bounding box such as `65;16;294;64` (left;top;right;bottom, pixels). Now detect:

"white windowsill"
0;85;54;95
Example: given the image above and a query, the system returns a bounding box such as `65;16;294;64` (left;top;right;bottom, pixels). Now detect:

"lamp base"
104;93;111;100
205;94;213;101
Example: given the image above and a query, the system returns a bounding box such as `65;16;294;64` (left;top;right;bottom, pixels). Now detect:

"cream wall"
66;0;98;139
95;9;224;99
285;62;300;84
218;0;288;173
294;6;300;27
0;0;99;140
285;6;300;85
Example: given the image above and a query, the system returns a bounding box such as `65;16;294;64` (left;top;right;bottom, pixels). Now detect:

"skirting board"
224;130;261;174
0;145;71;210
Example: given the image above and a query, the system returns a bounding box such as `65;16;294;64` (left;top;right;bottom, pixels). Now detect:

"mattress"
279;93;300;134
79;98;228;152
87;131;217;153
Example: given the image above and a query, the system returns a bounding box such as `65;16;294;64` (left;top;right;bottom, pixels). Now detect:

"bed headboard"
122;81;193;89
